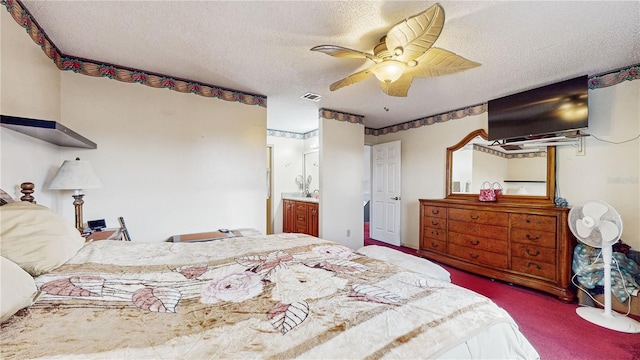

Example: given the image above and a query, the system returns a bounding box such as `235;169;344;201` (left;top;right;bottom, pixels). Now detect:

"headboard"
0;182;36;205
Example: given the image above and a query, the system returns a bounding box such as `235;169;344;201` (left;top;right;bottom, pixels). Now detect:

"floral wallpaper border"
267;129;317;140
473;144;546;159
2;0;266;108
319;109;364;125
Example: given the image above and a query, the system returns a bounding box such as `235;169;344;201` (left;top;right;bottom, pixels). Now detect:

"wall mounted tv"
488;75;588;141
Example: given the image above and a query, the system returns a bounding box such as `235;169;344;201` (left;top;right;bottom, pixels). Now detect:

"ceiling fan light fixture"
372;60;406;83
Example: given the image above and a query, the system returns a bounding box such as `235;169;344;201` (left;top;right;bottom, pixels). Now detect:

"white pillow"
1;256;38;322
357;245;451;282
0;201;85;276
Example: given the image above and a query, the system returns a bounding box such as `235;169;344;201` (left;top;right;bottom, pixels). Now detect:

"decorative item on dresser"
418;129;576;302
283;198;319;237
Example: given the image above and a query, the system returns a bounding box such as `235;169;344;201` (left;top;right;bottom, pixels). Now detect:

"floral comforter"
2;234;530;359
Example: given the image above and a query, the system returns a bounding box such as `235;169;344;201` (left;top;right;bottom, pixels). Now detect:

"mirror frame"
445;129;556;205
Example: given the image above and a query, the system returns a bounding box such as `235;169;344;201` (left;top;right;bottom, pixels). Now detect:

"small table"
86;228;123;242
171;228;261;243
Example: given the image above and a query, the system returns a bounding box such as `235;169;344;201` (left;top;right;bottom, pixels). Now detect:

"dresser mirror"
446;129;556;205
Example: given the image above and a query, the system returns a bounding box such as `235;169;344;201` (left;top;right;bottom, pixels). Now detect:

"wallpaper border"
2;0;266;108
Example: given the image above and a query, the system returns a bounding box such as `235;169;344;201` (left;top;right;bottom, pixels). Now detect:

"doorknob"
390;197;401;200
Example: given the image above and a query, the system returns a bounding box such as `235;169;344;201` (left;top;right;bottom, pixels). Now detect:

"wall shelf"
1;115;97;149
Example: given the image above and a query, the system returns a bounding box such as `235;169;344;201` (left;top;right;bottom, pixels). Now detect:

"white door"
370;141;401;246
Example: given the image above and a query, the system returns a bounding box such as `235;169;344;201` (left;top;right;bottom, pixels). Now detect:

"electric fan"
568;200;640;333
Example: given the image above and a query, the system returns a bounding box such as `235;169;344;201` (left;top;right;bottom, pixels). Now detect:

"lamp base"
72;193;85;233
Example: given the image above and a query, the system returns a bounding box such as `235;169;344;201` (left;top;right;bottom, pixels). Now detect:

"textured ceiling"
19;1;640;134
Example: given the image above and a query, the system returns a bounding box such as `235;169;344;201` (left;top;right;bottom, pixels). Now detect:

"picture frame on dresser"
418;129;576;302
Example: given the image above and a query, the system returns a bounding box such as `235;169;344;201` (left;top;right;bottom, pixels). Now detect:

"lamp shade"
49;158;102;190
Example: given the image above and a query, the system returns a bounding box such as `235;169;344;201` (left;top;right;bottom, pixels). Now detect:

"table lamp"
49;157;102;233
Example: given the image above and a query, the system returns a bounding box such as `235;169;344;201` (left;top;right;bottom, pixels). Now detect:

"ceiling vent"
301;92;322;102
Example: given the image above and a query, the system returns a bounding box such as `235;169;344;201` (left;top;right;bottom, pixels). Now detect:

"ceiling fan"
311;3;480;97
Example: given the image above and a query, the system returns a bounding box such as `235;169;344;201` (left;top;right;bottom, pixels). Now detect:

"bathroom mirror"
446;129;556;205
303;150;319;194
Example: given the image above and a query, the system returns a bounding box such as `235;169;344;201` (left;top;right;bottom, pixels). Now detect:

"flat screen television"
488;75;588;141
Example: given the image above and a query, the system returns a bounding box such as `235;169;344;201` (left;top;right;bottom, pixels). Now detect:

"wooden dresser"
283;199;319;237
419;199;575;302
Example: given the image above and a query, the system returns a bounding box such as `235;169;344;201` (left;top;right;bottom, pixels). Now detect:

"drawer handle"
525;218;541;225
431;230;439;236
469;252;480;259
526;262;542;270
469;214;480;220
431;209;440;215
469;239;480;246
431;242;439;248
468;226;480;232
526;234;541;241
525;248;541;256
431;220;439;226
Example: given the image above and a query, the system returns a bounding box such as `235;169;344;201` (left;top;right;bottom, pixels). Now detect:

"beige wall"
55;73;267;241
320;119;364;249
557;80;639;249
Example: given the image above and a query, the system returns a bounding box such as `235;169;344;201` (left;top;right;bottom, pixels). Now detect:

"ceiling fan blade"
311;45;377;61
406;48;481;78
385;4;444;63
380;75;413;97
329;68;374;91
599;220;620;244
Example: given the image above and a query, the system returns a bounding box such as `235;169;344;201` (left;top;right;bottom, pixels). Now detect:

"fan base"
576;306;640;333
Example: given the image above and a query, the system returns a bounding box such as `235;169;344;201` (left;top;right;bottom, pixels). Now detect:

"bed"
0;184;539;359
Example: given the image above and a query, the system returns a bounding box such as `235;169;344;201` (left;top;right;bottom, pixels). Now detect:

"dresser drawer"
449;243;507;268
448;220;508;240
423;205;446;219
423;216;446;230
511;257;556;281
449;208;508;226
422;238;446;253
510;228;556;248
511;243;556;264
510;213;556;232
423;226;446;241
449;232;507;254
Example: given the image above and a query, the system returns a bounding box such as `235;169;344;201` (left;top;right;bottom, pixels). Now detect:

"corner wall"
1;9;62;206
320;118;364;249
56;73;267;241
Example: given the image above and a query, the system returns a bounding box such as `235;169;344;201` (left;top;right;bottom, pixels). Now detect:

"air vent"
301;92;322;102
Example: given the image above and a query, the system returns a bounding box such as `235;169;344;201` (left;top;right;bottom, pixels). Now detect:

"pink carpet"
363;222;640;359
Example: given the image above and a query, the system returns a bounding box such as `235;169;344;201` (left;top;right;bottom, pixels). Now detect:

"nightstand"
85;228;124;242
